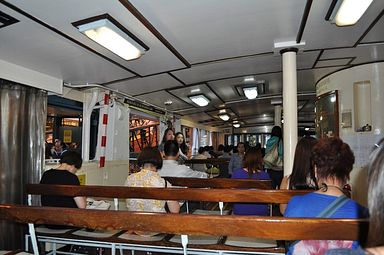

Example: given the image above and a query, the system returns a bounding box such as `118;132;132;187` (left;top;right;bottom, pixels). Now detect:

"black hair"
271;126;282;139
164;140;179;157
174;132;188;155
161;128;174;143
289;137;318;189
137;147;163;169
60;151;83;169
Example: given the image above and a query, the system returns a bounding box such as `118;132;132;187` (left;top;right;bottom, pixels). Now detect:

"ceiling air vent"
0;11;19;29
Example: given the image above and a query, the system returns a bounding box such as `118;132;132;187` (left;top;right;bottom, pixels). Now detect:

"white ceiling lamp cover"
219;114;230;121
75;16;148;60
189;94;210;107
243;87;258;99
233;123;241;128
331;0;373;26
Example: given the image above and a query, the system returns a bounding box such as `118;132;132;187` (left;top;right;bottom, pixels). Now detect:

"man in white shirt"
159;140;207;178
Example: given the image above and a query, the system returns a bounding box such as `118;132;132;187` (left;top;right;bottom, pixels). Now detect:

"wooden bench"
164;177;272;189
26;183;307;204
0;204;368;255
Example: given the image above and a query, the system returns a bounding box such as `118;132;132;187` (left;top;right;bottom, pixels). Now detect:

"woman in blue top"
325;138;384;255
285;137;368;255
231;147;270;215
265;126;283;189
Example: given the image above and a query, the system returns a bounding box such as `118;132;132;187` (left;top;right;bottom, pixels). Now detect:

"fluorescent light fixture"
190;88;201;93
243;87;258;99
244;76;255;83
219;114;230;121
233;123;241;128
328;0;373;26
189;94;210;107
73;14;148;60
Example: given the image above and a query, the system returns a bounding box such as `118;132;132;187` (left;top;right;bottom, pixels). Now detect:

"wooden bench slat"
184;159;230;165
26;184;310;203
0;204;368;241
164;177;272;189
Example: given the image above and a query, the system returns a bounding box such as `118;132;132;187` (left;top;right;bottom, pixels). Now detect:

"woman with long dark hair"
174;132;190;162
231;147;270;215
280;136;318;214
158;128;174;156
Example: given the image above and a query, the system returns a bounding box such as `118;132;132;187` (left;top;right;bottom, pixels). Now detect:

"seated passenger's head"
59;151;82;173
243;147;263;175
138;147;163;170
164;140;179;159
237;142;246;154
311;137;354;185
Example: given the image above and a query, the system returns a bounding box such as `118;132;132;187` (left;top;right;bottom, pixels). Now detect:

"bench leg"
28;223;39;255
181;234;188;255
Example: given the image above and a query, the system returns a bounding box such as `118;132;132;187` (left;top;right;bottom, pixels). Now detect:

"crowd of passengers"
39;125;384;255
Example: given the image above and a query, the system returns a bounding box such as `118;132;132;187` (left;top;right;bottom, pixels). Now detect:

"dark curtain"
0;79;47;249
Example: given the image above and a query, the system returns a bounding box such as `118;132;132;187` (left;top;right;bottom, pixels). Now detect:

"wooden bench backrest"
184;158;230;165
0;204;368;241
26;184;310;203
164;177;272;189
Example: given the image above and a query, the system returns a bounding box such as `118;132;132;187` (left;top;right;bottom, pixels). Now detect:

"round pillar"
280;48;298;176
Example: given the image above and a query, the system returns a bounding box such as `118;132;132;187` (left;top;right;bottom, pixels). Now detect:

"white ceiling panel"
135;90;192;111
0;5;135;84
107;73;183;96
360;15;384;44
302;0;384;50
5;0;187;76
172;53;282;85
130;0;306;63
321;45;384;64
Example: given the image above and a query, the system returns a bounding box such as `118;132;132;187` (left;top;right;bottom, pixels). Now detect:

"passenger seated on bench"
231;147;270;215
325;138;384;255
284;137;368;255
40;151;86;228
280;136;318;214
159;140;207;178
125;146;180;211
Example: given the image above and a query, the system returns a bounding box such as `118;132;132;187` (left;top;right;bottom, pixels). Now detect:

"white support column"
281;48;298;176
274;105;282;127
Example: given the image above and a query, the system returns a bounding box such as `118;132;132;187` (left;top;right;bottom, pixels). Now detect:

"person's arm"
228;156;234;176
166;200;180;213
279;176;290;214
74;196;87;209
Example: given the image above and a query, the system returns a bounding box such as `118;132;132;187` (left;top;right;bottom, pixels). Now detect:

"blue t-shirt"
284;193;368;218
284;193;368;255
231;168;270;215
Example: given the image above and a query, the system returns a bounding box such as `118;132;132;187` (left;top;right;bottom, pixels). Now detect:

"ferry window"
45;95;99;160
129;114;159;153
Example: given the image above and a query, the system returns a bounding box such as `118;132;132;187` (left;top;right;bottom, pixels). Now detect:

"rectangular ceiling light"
328;0;373;26
243;87;258;99
73;14;149;60
219;114;230;121
189;94;210;107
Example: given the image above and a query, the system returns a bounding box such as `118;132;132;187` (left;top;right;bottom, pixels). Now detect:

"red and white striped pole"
99;92;109;168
